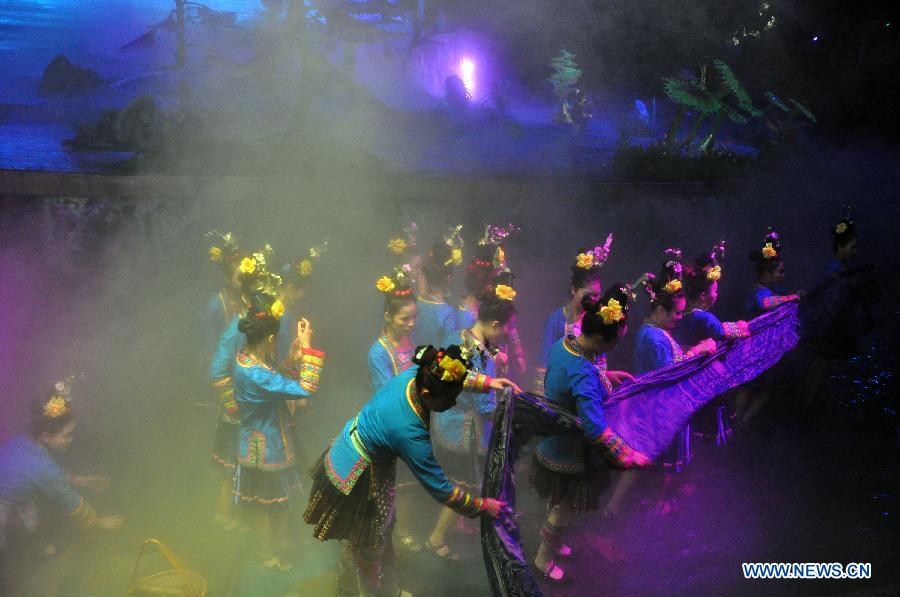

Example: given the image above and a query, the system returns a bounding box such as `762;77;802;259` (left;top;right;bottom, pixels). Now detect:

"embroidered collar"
562;336;612;393
236;350;273;370
378;331;413;376
405;378;429;427
562;335;588;359
642;321;682;359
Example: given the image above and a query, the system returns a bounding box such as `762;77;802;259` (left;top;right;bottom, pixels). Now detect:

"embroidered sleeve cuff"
593;427;631;467
463;372;493;394
298;348;325;393
443;485;485;518
762;295;791;310
722;321;750;339
70;497;97;528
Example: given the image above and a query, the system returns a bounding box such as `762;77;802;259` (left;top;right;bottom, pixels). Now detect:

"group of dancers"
0;210;862;595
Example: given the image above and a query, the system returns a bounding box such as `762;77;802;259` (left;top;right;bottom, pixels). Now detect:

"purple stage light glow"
459;58;475;94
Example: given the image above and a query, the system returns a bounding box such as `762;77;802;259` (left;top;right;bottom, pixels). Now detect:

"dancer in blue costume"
634;250;717;474
746;230;802;317
369;265;418;393
202;231;244;357
369;265;421;552
427;284;518;559
415;227;463;347
231;284;324;572
455;243;494;331
304;345;517;596
209;246;281;530
739;230;802;425
0;379;123;592
534;236;631;392
530;287;649;583
678;242;750;447
276;238;328;360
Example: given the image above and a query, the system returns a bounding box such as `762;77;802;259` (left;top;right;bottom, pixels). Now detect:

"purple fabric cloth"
605;303;800;459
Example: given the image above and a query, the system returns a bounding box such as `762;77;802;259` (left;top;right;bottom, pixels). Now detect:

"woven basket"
125;538;208;597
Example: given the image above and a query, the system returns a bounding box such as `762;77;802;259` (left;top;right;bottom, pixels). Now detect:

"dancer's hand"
489;378;521;393
483;498;507;519
96;515;124;530
606;370;635;386
737;320;751;336
691;338;717;356
495;351;508;370
297;318;313;349
622;449;651;468
788;293;802;302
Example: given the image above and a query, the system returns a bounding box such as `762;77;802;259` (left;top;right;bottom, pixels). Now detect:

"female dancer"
678;242;750;445
535;237;631;392
0;380;123;590
530;287;649;583
304;345;516;596
746;230;801;316
416;228;463;346
427;285;518;558
368;265;422;552
455;244;495;331
634;250;717;474
802;211;865;412
231;284;325;571
203;231;244;356
369;266;418;393
739;230;801;424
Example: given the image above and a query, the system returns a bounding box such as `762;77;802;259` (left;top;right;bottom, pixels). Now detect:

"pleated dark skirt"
232;464;302;508
529;450;610;513
304;450;396;556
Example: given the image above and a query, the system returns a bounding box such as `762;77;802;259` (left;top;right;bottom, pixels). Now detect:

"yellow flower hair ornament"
495;284;517;301
239;257;257;274
43;396;69;418
706;265;722;281
835;222;848;234
761;243;778;259
270;299;285;320
209;246;223;262
664;279;683;293
438;355;468;382
598;298;625;325
576;252;595;269
299;259;313;277
388;238;408;255
376;276;395;293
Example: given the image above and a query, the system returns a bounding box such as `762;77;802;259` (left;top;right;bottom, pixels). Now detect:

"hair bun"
237;317;254;334
412;345;438;367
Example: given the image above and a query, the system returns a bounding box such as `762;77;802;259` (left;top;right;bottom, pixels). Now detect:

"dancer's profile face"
703;281;719;308
386;303;417;338
41;421;76;452
659;295;686;330
572;279;602;306
836;238;858;262
226;266;242;292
